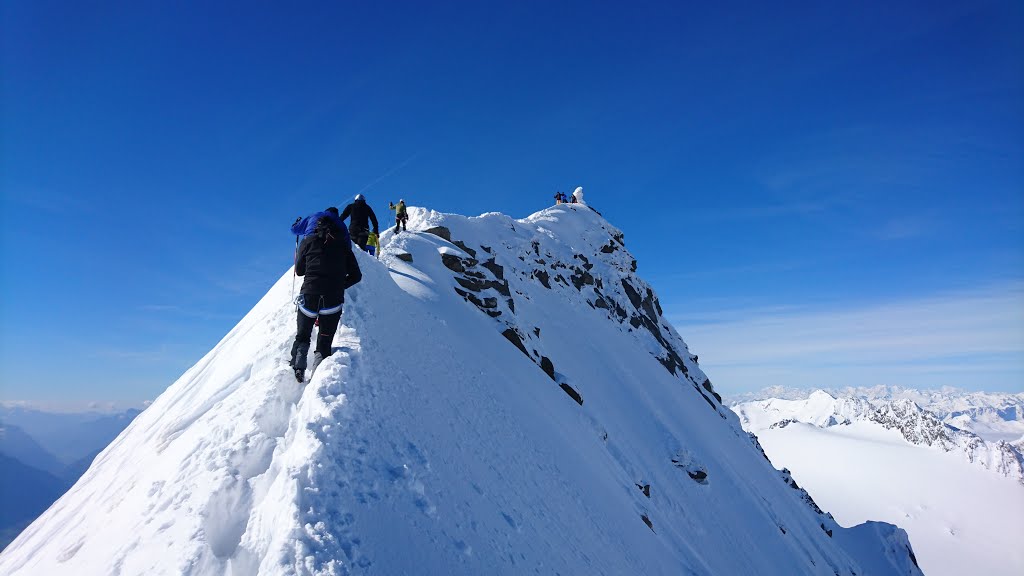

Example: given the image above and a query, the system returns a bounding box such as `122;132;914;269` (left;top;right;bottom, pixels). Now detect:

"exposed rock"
701;378;723;404
440;253;465;273
560;383;583;405
635;483;651;498
570;268;595;290
540;356;555;381
481;258;504;280
454;276;486;292
770;419;798;430
452;240;477;258
672;452;708;485
907;546;919;568
820;523;833;538
502;328;529;357
574;254;593;270
423;226;452;241
641;514;654;532
620;279;644;309
395;252;413;262
687;469;708;482
780;468;825;516
454;288;501;317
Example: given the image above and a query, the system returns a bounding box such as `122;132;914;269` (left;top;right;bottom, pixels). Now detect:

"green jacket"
390;202;407;217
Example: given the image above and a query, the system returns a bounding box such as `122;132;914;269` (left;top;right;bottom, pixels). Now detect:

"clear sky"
2;0;1022;407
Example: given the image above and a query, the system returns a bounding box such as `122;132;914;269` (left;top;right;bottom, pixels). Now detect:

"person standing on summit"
389;199;408;233
340;194;379;251
289;211;362;382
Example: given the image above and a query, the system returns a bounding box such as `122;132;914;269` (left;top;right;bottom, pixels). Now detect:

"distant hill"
0;407;142;464
0;454;67;550
0;424;64;477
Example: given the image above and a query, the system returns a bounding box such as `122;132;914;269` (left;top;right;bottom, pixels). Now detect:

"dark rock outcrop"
560;383;583;405
540;356;556;381
641;514;654;532
423;226;452;241
502;328;529;357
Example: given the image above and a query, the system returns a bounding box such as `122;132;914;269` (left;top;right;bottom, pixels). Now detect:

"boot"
310;351;326;377
292;341;310;371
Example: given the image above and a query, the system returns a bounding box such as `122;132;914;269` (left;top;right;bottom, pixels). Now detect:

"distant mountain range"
0;407;141;549
732;388;1024;483
730;386;1024;576
729;385;1024;444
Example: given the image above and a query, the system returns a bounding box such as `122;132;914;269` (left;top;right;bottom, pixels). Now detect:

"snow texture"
735;390;1024;576
734;390;1024;483
1;205;920;575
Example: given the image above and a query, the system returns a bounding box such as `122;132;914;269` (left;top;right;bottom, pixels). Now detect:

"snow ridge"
1;205;921;575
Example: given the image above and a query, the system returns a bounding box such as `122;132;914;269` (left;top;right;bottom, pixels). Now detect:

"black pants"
394;214;407;232
350;226;369;249
290;294;343;371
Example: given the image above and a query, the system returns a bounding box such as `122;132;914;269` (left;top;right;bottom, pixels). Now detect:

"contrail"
357;151;420;195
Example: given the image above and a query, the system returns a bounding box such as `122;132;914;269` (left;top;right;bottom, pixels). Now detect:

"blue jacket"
291;211;350;242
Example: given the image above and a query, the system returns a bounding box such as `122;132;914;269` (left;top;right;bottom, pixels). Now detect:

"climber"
288;213;362;382
366;230;380;258
291;207;344;238
340;194;379;251
389;199;408;233
554;191;566;204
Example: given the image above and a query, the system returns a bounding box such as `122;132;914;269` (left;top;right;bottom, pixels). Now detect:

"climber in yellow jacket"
389;199;408;233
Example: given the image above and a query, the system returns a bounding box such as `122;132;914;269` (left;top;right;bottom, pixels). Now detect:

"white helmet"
354;194;364;201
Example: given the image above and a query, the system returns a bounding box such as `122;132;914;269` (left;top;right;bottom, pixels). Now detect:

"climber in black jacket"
339;194;379;250
289;214;362;382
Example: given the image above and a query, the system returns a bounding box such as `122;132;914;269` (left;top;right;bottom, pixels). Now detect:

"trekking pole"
292;234;299;308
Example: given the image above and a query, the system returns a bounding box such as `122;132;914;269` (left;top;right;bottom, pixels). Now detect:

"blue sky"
2;0;1021;407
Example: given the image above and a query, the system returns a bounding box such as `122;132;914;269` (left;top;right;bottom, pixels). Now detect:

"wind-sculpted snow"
0;205;921;575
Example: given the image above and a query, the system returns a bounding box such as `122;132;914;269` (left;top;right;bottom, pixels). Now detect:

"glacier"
734;389;1024;576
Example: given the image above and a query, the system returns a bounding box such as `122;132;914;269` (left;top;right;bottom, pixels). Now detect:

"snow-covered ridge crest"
730;385;1024;442
734;389;1024;483
0;204;920;575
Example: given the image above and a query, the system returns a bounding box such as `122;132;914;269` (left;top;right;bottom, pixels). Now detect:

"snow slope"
734;390;1024;576
734;390;1024;483
0;205;921;575
751;422;1024;576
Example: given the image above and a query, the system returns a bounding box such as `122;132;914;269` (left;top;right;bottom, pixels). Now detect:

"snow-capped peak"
1;205;920;575
734;389;1024;484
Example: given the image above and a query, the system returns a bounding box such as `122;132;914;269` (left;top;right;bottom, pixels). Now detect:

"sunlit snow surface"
737;396;1024;576
0;206;920;575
